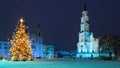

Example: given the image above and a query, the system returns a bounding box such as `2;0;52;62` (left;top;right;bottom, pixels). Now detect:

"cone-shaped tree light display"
10;18;32;61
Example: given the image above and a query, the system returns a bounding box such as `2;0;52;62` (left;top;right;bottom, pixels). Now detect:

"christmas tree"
10;18;32;61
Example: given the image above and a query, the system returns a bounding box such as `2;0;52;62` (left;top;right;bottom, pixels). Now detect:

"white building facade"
76;5;99;58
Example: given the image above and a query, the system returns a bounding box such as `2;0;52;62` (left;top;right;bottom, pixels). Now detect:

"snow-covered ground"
0;59;120;68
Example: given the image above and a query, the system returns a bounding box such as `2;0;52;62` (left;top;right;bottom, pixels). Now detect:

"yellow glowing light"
10;18;32;61
20;18;24;23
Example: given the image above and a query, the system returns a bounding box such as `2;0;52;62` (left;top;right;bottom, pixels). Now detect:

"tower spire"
37;24;41;36
84;2;87;11
83;0;87;11
81;1;89;32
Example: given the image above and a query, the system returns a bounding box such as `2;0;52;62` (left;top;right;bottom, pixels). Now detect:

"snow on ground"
0;59;120;68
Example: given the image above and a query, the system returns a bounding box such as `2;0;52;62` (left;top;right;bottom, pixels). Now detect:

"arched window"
92;50;94;53
81;50;83;53
81;45;83;48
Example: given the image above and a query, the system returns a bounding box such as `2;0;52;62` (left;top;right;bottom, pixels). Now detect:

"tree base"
11;56;34;61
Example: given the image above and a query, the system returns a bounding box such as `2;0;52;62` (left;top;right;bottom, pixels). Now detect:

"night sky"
0;0;119;50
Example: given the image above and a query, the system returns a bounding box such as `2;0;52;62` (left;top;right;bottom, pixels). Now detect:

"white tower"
81;4;89;32
76;3;99;58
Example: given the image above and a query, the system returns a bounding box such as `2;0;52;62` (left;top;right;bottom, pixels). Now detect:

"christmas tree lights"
10;18;32;61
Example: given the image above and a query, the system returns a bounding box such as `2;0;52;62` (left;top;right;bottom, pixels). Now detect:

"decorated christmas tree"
10;18;32;61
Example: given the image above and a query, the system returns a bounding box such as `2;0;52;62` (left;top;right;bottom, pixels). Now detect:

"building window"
4;43;8;45
4;47;8;49
32;45;36;49
91;55;93;58
32;40;35;43
81;45;83;48
92;50;94;53
81;50;83;53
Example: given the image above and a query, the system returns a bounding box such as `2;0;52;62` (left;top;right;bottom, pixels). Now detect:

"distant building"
0;41;10;59
30;35;54;59
55;50;71;58
30;34;43;58
43;44;54;58
76;4;99;58
30;25;44;58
